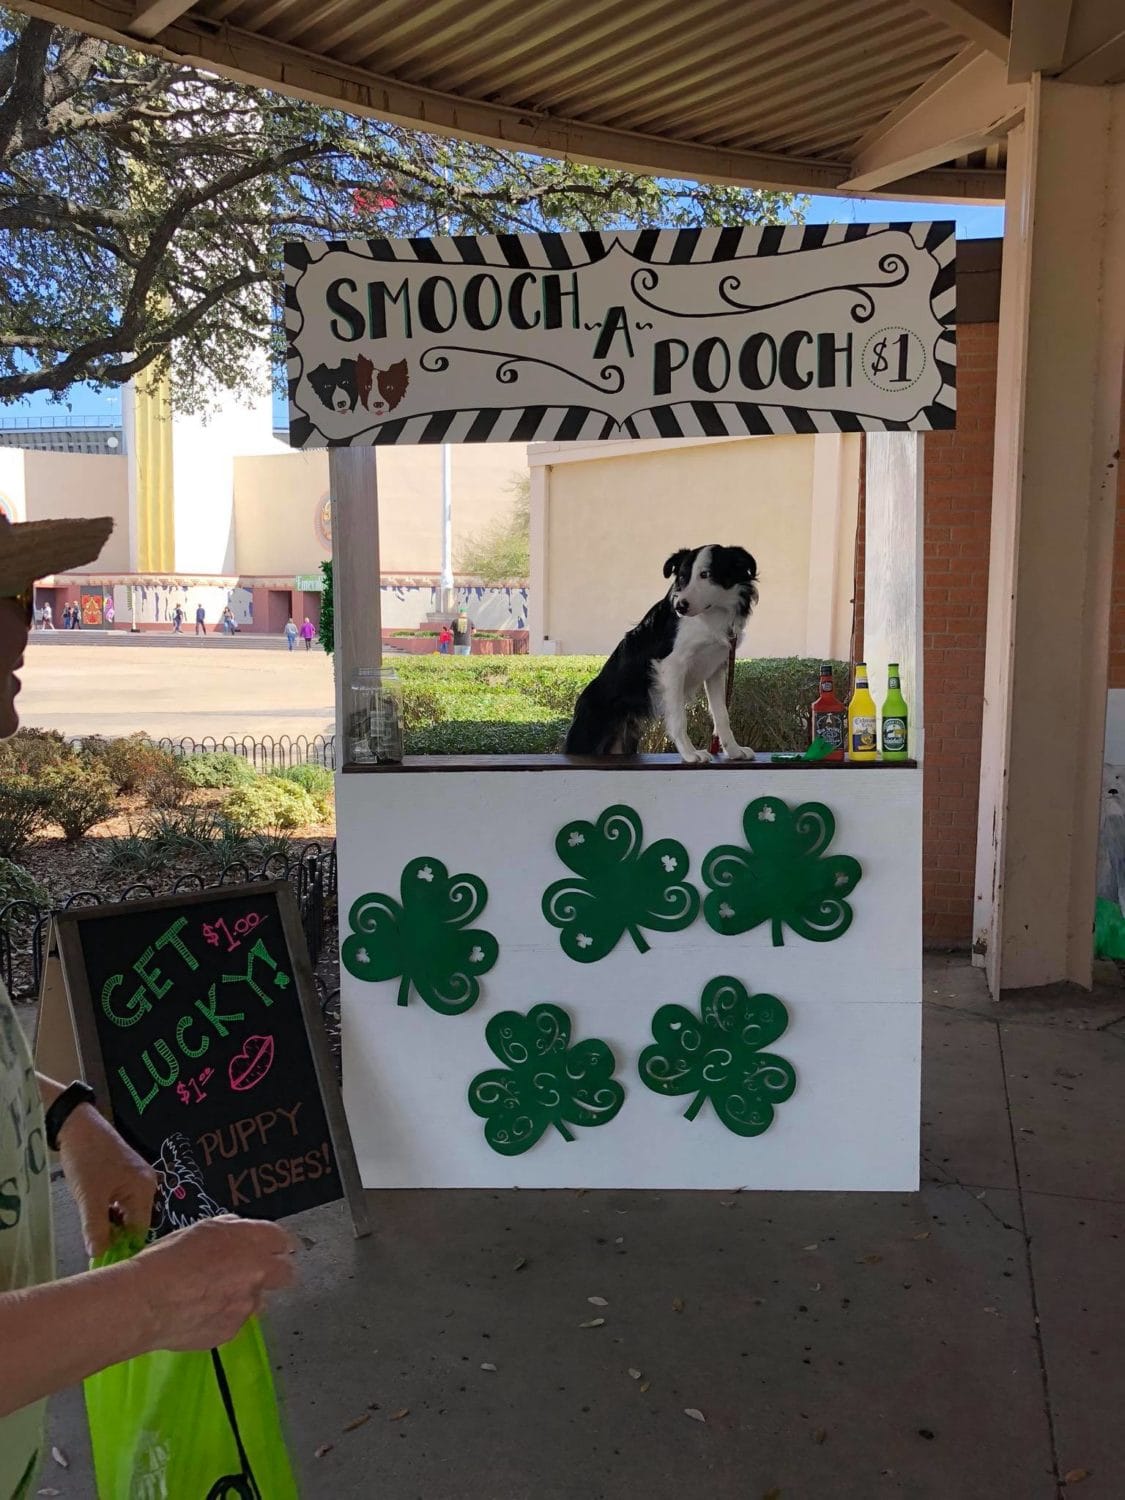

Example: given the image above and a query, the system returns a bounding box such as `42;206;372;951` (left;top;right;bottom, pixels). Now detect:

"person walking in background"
284;617;298;652
221;606;237;636
41;600;53;630
172;603;184;634
300;617;315;652
104;597;115;629
452;609;472;656
194;603;206;636
437;622;453;654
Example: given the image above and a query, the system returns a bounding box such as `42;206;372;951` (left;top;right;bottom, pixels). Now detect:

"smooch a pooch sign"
284;222;955;447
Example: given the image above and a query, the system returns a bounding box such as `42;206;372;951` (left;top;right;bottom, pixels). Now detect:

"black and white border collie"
564;544;759;763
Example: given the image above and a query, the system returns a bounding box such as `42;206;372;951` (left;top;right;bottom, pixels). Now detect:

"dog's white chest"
663;615;731;687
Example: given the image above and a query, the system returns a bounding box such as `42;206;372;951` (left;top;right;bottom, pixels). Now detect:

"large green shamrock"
542;803;699;962
342;856;498;1013
468;1004;625;1155
638;976;796;1136
702;796;861;946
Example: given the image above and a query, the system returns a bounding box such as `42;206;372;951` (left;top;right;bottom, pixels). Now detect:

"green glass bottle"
881;663;909;762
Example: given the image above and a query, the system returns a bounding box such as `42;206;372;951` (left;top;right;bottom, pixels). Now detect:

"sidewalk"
42;955;1125;1498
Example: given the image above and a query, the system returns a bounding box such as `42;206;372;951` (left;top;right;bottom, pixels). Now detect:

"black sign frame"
52;881;368;1237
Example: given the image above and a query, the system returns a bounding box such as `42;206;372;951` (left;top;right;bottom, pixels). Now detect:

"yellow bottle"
847;662;878;761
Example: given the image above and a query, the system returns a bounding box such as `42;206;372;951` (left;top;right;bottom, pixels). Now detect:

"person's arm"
0;1216;298;1418
38;1073;156;1256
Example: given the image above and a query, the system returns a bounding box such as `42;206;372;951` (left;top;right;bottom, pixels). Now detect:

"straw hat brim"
0;517;114;595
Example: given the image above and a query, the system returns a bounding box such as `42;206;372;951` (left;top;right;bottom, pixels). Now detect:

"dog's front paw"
679;746;712;765
723;744;756;762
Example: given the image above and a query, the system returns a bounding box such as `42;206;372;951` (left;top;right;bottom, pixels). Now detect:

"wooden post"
329;448;382;765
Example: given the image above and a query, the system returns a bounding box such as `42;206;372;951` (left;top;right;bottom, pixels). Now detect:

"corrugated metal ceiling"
11;0;1009;196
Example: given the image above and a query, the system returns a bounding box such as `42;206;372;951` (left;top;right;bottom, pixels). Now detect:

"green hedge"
394;657;844;756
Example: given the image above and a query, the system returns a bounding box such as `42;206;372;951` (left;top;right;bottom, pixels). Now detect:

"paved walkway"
39;955;1125;1498
18;638;338;741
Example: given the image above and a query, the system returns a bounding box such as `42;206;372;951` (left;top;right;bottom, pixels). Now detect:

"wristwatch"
45;1081;97;1151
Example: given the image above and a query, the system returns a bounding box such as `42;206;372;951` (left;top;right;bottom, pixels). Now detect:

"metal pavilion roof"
10;2;1125;198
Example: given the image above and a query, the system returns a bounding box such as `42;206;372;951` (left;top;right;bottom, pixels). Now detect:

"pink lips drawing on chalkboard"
228;1035;275;1092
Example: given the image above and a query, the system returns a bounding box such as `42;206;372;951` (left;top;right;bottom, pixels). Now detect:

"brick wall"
921;322;998;945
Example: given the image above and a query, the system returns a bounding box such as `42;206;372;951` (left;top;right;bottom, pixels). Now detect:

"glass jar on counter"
349;667;404;764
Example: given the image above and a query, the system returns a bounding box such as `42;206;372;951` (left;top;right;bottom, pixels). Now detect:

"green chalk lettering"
132;944;172;1002
155;915;199;973
222;938;286;1008
195;983;245;1038
102;972;150;1027
118;1062;159;1116
176;1012;209;1060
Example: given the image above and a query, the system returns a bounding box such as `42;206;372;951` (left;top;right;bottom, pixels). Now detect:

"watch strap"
45;1081;97;1151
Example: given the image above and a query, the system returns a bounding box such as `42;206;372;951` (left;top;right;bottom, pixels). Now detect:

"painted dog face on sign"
307;356;409;416
153;1131;226;1234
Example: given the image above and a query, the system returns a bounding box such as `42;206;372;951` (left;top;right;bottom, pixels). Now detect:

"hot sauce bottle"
810;663;846;762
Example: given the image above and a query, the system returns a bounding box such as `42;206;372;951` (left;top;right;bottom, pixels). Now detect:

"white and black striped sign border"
284;222;955;446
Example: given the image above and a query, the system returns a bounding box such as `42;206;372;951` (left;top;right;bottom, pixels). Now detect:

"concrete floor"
40;955;1125;1499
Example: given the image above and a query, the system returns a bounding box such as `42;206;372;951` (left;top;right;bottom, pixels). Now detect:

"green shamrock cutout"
342;856;498;1013
468;1004;625;1155
542;803;699;962
702;796;861;946
638;976;796;1136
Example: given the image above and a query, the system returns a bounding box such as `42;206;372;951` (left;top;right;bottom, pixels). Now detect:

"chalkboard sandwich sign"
49;882;368;1236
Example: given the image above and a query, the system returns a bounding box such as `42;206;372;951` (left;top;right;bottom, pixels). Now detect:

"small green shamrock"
468;1004;624;1155
542;803;699;962
342;856;498;1013
638;976;796;1136
702;796;861;946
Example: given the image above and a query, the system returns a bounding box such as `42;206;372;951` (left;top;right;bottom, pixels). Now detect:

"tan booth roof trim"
13;0;1006;199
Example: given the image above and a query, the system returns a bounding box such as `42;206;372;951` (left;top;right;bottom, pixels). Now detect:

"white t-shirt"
0;979;53;1500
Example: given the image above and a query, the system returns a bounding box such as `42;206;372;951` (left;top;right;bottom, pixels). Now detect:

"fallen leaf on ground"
579;1317;606;1328
672;1297;685;1313
389;1409;409;1421
813;1428;827;1445
639;1381;651;1393
720;1200;735;1207
314;1444;334;1458
36;1490;60;1497
684;1408;706;1423
628;1368;642;1380
49;1449;68;1470
480;1362;497;1372
588;1296;609;1306
1063;1469;1091;1486
341;1414;370;1433
513;1256;527;1271
763;1490;782;1500
615;1236;624;1244
861;1254;882;1265
575;1188;588;1197
803;1243;818;1251
912;1231;931;1240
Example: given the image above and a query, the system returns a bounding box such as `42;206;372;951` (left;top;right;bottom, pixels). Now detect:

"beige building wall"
232;442;528;576
532;435;858;659
23;451;131;573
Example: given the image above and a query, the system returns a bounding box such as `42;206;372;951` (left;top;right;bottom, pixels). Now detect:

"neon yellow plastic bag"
84;1232;298;1499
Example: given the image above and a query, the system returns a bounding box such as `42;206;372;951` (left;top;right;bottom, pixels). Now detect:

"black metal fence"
67;733;337;771
0;842;337;1004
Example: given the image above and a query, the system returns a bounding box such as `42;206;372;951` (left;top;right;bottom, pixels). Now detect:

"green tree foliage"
318;561;333;656
0;10;803;407
456;475;531;585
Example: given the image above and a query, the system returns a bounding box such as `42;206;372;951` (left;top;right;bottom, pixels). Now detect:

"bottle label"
851;716;876;753
813;710;844;749
882;717;907;753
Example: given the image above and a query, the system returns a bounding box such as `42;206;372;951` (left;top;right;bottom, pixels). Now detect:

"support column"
330;448;382;763
974;78;1125;994
862;433;925;758
527;457;551;652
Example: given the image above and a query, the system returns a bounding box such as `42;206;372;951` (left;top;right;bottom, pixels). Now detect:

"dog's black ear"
740;550;758;581
663;548;691;579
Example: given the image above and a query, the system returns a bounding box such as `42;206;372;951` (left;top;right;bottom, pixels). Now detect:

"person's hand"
130;1216;299;1352
57;1105;158;1257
